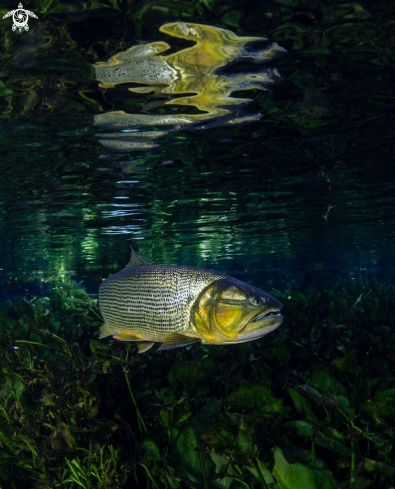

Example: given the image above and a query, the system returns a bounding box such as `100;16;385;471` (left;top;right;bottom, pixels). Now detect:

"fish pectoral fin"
158;333;200;351
136;341;155;354
113;332;146;341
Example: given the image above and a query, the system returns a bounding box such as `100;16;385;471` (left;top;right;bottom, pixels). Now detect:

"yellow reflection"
94;22;286;143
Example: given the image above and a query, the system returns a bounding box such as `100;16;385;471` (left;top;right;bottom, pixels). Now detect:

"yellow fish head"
191;278;283;345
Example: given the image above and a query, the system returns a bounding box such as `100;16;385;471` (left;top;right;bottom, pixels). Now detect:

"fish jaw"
229;313;283;343
199;310;283;345
230;295;283;342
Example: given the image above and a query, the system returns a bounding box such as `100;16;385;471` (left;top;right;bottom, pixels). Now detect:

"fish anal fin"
136;341;155;353
158;333;200;351
126;245;148;268
113;332;146;341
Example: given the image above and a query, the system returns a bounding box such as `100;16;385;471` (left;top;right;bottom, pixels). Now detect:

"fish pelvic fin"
99;324;147;342
136;341;155;353
158;333;200;351
113;332;147;341
126;245;148;268
99;323;119;339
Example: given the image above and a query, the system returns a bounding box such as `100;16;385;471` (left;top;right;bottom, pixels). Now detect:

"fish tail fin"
99;323;119;339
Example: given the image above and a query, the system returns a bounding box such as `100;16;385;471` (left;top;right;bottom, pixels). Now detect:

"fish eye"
252;296;265;306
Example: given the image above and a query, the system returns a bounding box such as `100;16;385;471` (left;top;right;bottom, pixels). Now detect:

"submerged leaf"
272;446;338;489
159;403;192;428
236;423;258;460
284;420;316;438
332;350;358;373
287;388;317;422
0;376;26;399
360;389;395;422
170;423;213;483
309;369;348;397
89;339;109;354
227;384;283;414
285;421;350;456
364;459;395;475
246;459;274;485
168;361;208;398
142;439;164;462
201;424;235;449
49;423;74;453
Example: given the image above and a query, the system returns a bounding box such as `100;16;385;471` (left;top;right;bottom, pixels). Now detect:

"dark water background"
0;0;394;292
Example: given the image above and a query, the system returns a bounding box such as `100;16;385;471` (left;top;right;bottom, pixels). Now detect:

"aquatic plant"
1;275;395;488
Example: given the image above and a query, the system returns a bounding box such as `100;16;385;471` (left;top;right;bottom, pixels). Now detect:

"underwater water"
0;0;395;488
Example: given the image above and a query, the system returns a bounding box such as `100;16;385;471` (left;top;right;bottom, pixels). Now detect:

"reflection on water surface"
94;22;285;154
0;0;393;284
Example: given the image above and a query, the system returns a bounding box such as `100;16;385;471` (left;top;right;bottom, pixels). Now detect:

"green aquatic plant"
1;275;395;488
60;445;125;488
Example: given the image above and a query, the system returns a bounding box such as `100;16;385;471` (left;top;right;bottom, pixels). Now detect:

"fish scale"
99;264;227;342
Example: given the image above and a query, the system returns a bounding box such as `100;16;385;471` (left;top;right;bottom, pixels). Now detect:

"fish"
99;247;283;353
98;139;159;151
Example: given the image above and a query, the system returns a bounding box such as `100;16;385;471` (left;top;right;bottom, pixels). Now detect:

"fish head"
191;278;283;344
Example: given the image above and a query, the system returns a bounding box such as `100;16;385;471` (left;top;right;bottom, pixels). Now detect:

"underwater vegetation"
1;274;395;488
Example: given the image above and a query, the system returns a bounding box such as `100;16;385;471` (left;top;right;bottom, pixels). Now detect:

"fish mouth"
252;310;283;322
224;310;283;344
222;312;283;344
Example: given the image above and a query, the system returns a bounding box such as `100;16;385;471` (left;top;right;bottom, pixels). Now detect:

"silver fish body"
99;248;283;352
99;264;226;342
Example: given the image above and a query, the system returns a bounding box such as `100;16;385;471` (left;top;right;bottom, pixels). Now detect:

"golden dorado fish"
99;247;283;353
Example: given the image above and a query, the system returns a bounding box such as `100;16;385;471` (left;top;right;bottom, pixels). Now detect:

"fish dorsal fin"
126;245;148;268
158;333;200;351
136;341;155;354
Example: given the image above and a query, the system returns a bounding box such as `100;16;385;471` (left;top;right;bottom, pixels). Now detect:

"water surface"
0;0;394;286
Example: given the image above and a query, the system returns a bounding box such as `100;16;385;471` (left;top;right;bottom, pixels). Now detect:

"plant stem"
350;440;355;489
225;370;232;399
311;437;315;468
141;464;160;489
124;371;147;435
199;442;209;489
252;460;268;489
231;477;253;489
232;463;253;489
